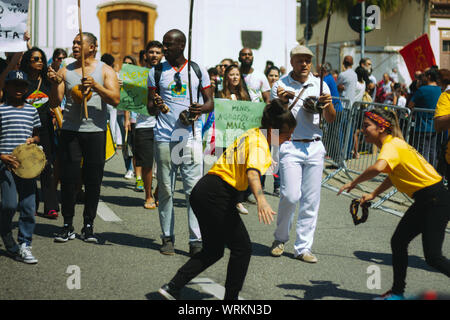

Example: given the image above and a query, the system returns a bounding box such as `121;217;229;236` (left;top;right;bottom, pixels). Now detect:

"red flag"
400;34;436;80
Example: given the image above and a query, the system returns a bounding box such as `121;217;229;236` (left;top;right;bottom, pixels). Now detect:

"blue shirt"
0;104;41;155
411;85;442;132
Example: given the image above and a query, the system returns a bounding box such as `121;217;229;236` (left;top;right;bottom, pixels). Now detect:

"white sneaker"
17;243;38;264
236;203;249;215
124;170;134;179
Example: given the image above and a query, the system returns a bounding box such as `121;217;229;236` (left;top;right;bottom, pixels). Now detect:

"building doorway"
97;2;157;70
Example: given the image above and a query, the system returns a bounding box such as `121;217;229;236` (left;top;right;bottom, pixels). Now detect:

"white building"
29;0;298;72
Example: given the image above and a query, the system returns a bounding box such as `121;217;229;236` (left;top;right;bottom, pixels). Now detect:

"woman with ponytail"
158;99;296;300
339;107;450;300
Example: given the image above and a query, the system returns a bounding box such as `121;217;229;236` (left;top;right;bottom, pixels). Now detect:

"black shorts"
133;127;154;168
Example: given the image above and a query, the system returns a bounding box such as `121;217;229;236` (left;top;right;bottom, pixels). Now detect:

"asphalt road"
1;152;449;301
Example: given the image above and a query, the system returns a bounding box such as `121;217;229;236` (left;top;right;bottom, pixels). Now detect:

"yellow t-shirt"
378;135;442;198
209;128;272;191
434;90;450;164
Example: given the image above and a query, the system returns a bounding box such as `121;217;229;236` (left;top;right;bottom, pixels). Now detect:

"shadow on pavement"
145;286;215;300
353;251;437;273
278;280;379;300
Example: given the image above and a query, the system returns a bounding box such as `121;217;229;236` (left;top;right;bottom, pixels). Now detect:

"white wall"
30;0;297;73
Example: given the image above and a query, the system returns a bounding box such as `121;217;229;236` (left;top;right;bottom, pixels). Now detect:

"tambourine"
349;199;372;226
11;144;47;179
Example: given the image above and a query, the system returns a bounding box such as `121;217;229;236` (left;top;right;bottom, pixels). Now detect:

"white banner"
0;0;29;52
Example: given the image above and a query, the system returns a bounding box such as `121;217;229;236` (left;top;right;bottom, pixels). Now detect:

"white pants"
274;140;326;256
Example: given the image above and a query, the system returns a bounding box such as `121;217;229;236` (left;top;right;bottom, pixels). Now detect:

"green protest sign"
117;64;150;115
214;98;265;148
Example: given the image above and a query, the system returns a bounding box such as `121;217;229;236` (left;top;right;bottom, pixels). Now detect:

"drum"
11;144;47;179
105;123;116;162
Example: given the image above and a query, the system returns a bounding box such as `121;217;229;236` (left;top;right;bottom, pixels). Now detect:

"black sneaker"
80;224;98;243
158;283;181;300
160;237;175;255
54;225;76;243
189;241;202;257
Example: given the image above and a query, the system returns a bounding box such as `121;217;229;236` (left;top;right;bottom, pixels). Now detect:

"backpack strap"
154;61;203;100
190;61;203;101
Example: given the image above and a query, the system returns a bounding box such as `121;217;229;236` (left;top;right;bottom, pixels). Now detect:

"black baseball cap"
5;70;30;85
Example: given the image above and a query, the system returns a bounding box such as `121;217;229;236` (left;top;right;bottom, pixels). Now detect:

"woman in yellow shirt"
339;107;450;300
158;99;296;300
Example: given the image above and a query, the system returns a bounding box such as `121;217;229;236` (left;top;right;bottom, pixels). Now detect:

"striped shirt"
0;104;41;155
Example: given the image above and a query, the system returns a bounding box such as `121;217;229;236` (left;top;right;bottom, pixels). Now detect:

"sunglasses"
31;56;43;62
220;64;231;68
56;56;66;61
174;72;182;92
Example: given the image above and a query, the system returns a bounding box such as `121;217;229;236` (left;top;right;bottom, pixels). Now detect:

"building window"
443;40;450;52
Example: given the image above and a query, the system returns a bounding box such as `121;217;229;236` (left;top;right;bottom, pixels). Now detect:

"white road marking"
189;277;244;300
97;201;122;222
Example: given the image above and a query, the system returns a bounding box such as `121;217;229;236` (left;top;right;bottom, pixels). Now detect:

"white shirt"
271;72;331;140
148;60;211;142
355;81;366;102
242;71;271;103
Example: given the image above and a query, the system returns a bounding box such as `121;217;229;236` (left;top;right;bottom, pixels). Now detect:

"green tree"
317;0;429;21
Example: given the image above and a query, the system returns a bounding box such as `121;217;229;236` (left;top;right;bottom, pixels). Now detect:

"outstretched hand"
257;199;276;225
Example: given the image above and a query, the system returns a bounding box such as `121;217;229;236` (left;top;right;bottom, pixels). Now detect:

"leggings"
391;181;450;294
170;174;252;300
59;130;106;226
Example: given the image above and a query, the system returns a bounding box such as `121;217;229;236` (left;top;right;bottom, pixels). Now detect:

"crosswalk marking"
189;277;244;300
97;201;122;222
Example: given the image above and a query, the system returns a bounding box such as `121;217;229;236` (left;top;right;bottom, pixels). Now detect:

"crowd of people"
0;29;449;301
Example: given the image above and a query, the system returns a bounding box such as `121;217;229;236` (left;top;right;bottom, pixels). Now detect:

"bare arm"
320;93;336;123
262;90;270;104
247;169;276;225
338;160;389;195
49;67;66;108
189;86;215;118
82;64;120;106
434;115;450;133
0;52;24;100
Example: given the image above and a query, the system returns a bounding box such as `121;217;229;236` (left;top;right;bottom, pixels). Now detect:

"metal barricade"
408;107;447;170
322;97;352;176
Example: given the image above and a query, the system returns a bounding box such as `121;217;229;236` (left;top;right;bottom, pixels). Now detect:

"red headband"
365;111;391;129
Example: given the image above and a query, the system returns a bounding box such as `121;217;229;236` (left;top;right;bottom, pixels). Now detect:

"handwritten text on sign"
214;99;265;148
0;0;29;52
117;63;150;116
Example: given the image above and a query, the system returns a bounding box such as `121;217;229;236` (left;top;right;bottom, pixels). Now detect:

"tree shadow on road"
353;251;437;273
100;195;143;207
278;280;379;300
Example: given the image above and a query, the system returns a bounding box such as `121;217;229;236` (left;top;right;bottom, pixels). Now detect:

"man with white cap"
269;45;336;263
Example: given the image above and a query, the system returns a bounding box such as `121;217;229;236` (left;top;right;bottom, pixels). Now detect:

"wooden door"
106;10;147;70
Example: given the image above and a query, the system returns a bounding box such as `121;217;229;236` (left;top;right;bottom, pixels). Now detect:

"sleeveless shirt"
62;61;108;132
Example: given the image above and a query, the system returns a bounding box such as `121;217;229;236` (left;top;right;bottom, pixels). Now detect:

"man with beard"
239;48;271;103
49;32;120;243
360;57;377;101
147;29;214;256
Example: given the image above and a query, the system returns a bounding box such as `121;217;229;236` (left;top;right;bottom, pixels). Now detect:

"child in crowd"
0;71;41;264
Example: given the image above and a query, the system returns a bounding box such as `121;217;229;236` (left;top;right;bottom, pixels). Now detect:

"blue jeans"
154;140;202;243
0;164;36;246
